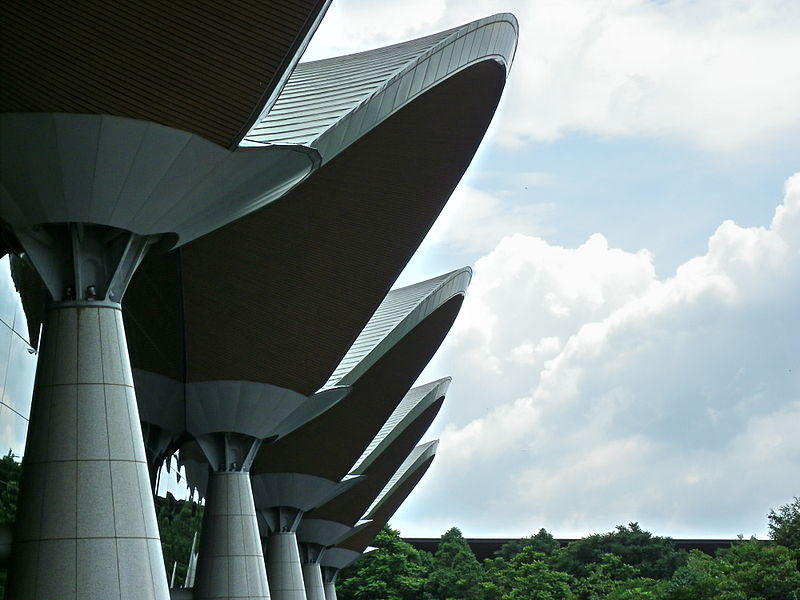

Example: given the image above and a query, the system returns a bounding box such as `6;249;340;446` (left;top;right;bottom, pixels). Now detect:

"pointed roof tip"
348;378;448;474
357;438;439;523
390;266;472;295
494;12;520;33
325;267;469;388
418;439;440;453
414;376;452;394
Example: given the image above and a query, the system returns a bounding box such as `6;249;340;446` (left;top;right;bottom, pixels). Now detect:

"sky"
303;0;800;540
1;0;799;542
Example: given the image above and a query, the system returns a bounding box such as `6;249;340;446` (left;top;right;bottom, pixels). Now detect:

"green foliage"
720;538;800;600
663;540;800;600
768;496;800;557
156;492;204;587
337;525;431;600
601;577;664;600
0;450;20;525
338;517;799;600
661;550;746;600
505;558;576;600
483;547;575;600
424;527;484;600
571;552;642;600
481;556;510;599
551;523;686;580
0;450;21;598
495;528;561;560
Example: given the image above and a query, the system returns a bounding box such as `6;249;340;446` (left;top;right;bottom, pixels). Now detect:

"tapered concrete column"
266;532;307;600
7;305;169;600
323;582;338;600
298;543;326;600
194;471;270;600
302;563;326;600
320;566;339;600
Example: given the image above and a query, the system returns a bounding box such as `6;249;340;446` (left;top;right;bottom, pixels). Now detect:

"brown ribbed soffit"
250;299;462;479
123;60;503;397
0;0;324;148
305;398;444;526
338;456;435;553
178;61;503;393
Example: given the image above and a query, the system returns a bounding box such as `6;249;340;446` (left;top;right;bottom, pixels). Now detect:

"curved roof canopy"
250;270;467;481
324;270;470;388
299;380;447;535
327;441;439;555
112;13;513;396
351;378;449;475
10;13;514;366
1;13;516;251
0;1;332;149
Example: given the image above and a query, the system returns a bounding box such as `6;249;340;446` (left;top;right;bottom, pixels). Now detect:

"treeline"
1;450;799;599
336;504;800;600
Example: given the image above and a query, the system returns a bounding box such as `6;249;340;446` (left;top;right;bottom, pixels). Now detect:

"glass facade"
0;256;37;458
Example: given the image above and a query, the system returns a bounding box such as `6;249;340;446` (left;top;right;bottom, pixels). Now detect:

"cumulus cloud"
306;0;800;152
395;173;800;538
420;185;555;256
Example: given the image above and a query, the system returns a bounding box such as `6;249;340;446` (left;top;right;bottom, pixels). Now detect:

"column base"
302;563;326;600
265;532;307;600
323;582;338;600
193;471;270;600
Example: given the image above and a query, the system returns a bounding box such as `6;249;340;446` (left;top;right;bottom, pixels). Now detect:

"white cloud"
306;0;800;152
394;172;800;537
421;185;554;256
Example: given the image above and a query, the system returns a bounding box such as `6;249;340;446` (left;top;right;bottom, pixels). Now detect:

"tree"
495;528;560;560
0;450;20;525
551;523;686;580
0;450;21;598
663;540;800;600
483;547;575;600
571;553;642;600
481;556;510;600
505;558;576;600
424;527;483;600
720;538;800;600
337;525;430;600
768;496;800;556
602;577;664;600
662;549;746;600
156;492;204;586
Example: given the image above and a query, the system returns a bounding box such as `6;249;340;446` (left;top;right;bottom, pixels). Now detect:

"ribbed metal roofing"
351;378;449;474
246;29;453;145
324;269;471;387
298;382;446;532
244;13;518;162
336;441;438;554
365;441;438;519
0;1;331;149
